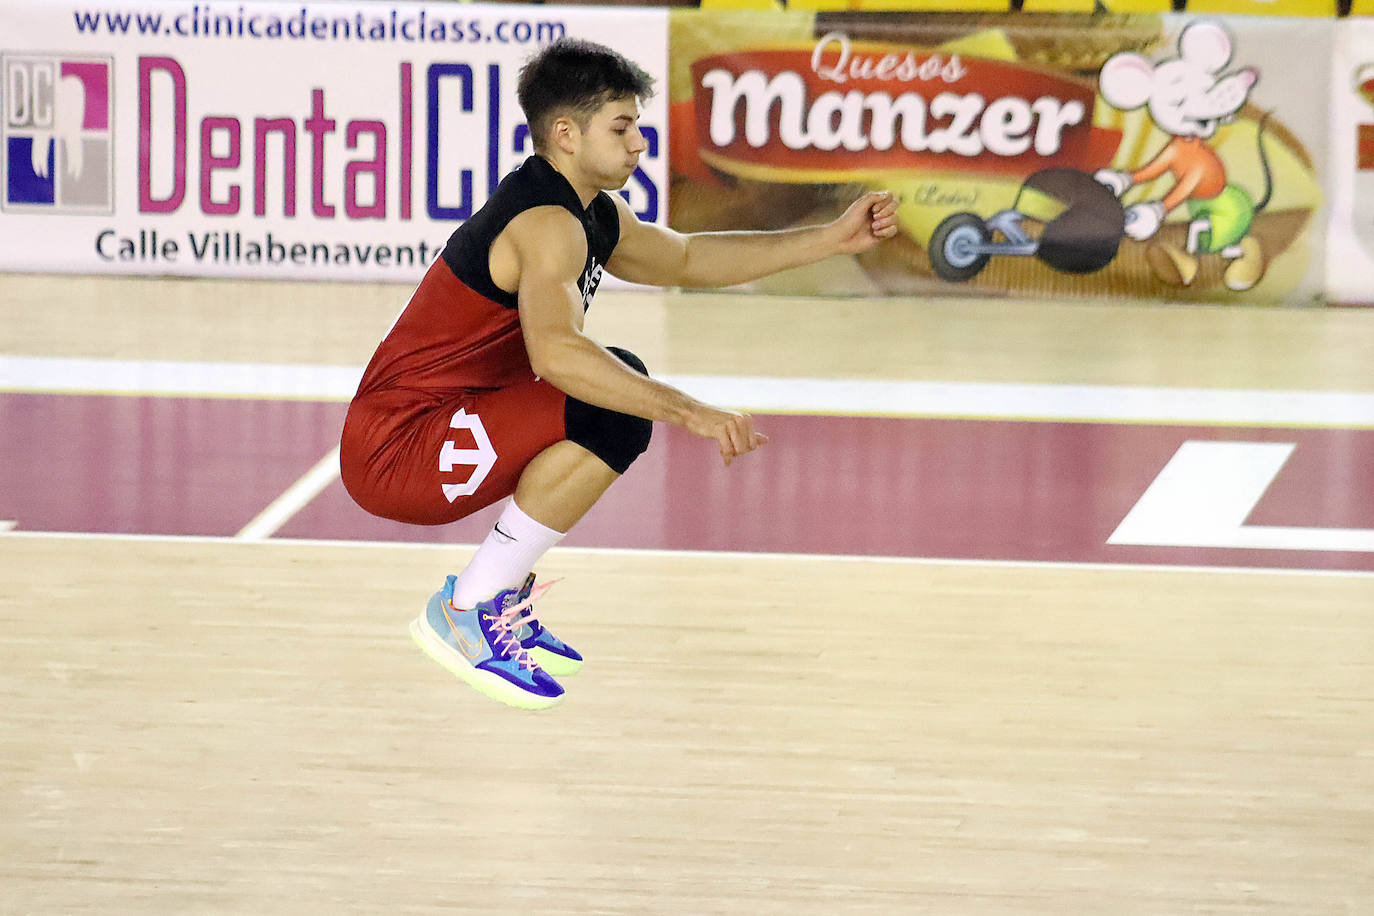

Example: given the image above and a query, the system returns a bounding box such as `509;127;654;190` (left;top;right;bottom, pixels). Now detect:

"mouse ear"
1178;21;1232;74
1098;54;1153;111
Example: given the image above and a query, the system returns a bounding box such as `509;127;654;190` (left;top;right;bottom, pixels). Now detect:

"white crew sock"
450;498;564;610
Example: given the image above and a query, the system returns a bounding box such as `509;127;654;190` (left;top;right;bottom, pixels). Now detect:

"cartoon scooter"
1094;20;1271;292
926;168;1126;282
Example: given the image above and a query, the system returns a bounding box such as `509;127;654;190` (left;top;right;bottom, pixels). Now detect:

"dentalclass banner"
669;10;1330;305
0;0;668;281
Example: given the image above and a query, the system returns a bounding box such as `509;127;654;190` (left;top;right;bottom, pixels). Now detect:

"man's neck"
539;153;597;208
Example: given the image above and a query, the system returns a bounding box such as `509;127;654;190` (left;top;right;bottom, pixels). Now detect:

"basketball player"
340;38;899;709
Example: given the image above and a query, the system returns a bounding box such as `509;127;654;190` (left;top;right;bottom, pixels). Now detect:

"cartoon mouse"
1095;20;1271;292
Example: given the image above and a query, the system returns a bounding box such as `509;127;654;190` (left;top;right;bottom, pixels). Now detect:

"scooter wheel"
929;212;991;282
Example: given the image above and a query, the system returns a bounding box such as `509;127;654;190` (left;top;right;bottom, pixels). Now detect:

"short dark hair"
517;38;655;154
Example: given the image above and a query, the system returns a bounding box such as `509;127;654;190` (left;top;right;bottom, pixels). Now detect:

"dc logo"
3;54;113;213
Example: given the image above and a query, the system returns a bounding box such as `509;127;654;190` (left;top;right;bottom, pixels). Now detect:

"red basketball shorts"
340;377;568;526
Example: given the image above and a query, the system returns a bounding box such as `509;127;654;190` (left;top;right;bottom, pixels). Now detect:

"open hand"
685;404;769;466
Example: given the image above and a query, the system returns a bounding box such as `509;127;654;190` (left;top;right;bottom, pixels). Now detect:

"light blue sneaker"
510;574;584;677
409;575;564;710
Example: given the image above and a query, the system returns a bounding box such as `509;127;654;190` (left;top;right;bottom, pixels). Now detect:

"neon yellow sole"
409;616;563;711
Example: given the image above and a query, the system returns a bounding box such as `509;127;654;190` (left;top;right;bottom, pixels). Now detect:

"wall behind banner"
1330;19;1374;304
0;0;668;283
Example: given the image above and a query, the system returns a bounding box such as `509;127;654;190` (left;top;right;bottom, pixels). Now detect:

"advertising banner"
0;0;668;281
1327;20;1374;305
669;10;1330;304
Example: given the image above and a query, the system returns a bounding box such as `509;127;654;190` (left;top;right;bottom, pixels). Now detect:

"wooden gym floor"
1;272;1372;913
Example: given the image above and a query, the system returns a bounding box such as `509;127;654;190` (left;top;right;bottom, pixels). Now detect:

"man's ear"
550;115;579;155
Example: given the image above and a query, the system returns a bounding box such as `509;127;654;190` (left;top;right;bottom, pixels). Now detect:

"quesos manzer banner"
669;10;1330;305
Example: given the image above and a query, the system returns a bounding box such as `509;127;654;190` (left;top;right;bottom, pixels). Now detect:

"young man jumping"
340;38;899;709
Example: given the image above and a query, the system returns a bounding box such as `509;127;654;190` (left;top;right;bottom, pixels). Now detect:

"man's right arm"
507;207;766;465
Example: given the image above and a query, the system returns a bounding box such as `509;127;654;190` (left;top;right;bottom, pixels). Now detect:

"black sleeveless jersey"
440;154;620;312
353;156;622;397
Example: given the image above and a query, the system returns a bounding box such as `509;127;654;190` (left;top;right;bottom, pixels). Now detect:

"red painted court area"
2;391;1372;572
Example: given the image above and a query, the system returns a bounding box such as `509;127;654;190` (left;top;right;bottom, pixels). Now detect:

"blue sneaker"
510;574;584;677
409;575;564;710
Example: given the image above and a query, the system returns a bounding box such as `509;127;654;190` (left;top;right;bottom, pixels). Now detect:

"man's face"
572;94;647;190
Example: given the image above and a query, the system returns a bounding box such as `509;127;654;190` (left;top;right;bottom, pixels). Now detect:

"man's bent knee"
563;346;653;474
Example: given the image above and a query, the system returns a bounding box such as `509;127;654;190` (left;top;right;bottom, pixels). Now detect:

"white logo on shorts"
439;408;497;502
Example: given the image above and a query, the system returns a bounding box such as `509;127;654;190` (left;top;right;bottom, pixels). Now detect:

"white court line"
2;354;1373;427
3;528;1372;580
0;520;15;532
235;447;341;541
1110;441;1374;553
0;355;361;401
675;376;1374;427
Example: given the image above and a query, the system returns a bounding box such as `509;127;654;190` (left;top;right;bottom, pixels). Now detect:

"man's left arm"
606;191;898;289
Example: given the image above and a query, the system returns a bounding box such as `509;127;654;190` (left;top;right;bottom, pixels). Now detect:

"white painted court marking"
4;355;1374;427
5;528;1373;579
1109;441;1374;553
235;447;341;541
0;355;362;401
0;520;16;532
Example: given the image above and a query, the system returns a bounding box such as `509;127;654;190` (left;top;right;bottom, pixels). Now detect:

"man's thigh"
342;378;568;526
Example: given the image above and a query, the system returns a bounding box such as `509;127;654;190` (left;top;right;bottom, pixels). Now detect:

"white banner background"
1327;20;1374;305
0;0;668;281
